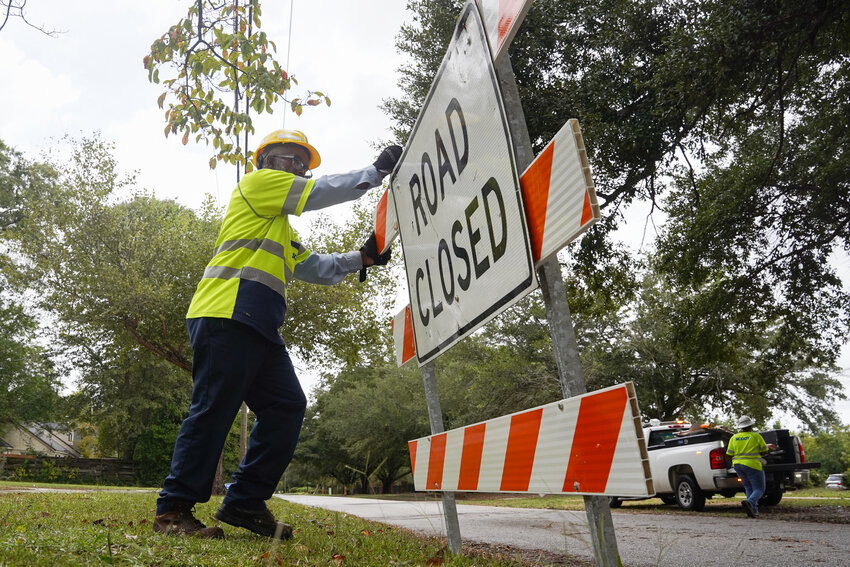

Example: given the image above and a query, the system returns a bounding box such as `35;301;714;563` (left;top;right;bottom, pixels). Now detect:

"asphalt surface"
277;494;849;567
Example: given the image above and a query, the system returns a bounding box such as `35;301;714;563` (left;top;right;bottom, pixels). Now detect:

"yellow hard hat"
253;129;321;170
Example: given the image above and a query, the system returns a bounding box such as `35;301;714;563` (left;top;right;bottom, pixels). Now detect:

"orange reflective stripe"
458;423;487;490
581;190;594;226
426;433;448;490
519;141;554;263
563;387;627;493
376;190;389;251
408;440;418;478
500;408;544;491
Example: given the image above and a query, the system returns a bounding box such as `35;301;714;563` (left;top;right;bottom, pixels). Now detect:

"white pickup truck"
610;419;819;511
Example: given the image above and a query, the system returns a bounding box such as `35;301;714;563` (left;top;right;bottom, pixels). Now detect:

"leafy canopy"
381;0;849;430
143;0;330;170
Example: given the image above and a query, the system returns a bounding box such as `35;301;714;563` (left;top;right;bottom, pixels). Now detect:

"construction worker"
725;415;769;518
153;129;401;539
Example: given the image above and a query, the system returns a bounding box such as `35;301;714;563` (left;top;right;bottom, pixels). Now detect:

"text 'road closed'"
390;3;535;363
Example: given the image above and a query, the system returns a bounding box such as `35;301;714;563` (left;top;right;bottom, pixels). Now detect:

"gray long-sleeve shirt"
292;165;384;285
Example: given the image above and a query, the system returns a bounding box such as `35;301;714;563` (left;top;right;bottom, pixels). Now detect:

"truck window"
647;429;685;448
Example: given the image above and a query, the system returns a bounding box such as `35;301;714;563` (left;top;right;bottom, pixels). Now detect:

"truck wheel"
609;497;623;508
759;489;782;506
674;475;706;511
659;495;677;505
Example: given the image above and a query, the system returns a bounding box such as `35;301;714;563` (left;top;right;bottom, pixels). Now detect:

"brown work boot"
153;503;225;539
214;502;293;539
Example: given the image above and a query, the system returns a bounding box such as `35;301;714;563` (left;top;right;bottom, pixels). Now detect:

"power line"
283;0;294;128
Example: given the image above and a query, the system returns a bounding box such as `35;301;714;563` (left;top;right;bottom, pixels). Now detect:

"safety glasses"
265;154;311;177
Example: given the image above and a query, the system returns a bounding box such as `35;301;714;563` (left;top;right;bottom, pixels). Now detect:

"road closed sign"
391;2;536;365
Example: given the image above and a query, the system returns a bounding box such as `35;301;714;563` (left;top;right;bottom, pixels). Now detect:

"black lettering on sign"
415;266;429;325
425;257;443;318
437;238;455;305
465;196;490;279
451;220;471;291
482;177;507;263
413;178;511;328
435;129;455;200
409;174;427;236
446;97;468;176
404;98;469;237
421;152;438;215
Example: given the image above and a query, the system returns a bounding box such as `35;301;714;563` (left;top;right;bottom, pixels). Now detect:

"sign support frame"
421;361;463;554
494;53;622;567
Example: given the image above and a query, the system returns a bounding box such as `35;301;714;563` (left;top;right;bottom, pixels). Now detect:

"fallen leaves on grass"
256;551;283;565
425;546;447;566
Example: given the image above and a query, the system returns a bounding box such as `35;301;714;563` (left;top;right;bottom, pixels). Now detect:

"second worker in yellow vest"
725;415;770;518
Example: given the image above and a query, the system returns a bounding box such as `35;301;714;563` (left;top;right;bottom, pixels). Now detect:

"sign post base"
421;362;463;554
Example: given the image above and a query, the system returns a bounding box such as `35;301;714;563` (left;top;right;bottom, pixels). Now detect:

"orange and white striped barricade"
392;305;417;367
474;0;535;62
373;187;398;256
520;119;601;267
408;382;652;496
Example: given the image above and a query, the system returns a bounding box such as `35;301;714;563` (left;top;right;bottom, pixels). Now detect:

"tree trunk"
212;450;225;495
240;403;248;458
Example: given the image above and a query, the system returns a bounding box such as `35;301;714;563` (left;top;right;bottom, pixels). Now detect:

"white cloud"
0;38;81;150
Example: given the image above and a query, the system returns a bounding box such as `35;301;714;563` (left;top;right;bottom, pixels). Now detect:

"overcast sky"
0;0;407;210
2;0;847;425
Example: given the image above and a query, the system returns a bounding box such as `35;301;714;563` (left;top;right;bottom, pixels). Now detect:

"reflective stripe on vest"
282;177;310;214
202;265;290;297
727;432;767;471
186;170;314;320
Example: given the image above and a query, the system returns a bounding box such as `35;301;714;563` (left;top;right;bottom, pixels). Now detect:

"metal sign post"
495;54;622;567
421;361;463;554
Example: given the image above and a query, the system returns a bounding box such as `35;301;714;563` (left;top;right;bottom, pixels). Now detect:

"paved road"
277;495;849;567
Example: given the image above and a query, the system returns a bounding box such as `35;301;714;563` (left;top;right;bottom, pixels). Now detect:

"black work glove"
373;145;403;175
359;232;392;282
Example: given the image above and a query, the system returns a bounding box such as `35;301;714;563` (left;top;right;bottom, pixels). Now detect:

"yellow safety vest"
726;431;768;471
187;169;314;329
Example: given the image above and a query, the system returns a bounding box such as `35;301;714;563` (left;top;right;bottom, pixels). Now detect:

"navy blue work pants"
735;463;766;515
156;317;306;514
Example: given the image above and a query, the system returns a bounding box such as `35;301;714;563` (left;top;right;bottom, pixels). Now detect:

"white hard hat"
737;415;756;428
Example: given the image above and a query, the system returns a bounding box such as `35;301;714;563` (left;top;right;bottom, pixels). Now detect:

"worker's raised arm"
303;145;402;211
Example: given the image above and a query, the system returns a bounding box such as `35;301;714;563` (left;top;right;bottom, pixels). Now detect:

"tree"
1;134;222;373
66;348;191;462
0;1;59;36
0;298;60;425
800;425;850;481
0;141;61;425
0;135;219;464
584;271;846;428
299;363;428;493
385;0;849;426
144;0;330;170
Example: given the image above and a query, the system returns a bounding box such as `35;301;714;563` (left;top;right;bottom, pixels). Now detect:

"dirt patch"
612;500;850;524
463;540;594;567
756;504;850;524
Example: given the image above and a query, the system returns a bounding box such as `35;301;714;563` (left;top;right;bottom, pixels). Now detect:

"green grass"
0;481;158;492
0;487;550;567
